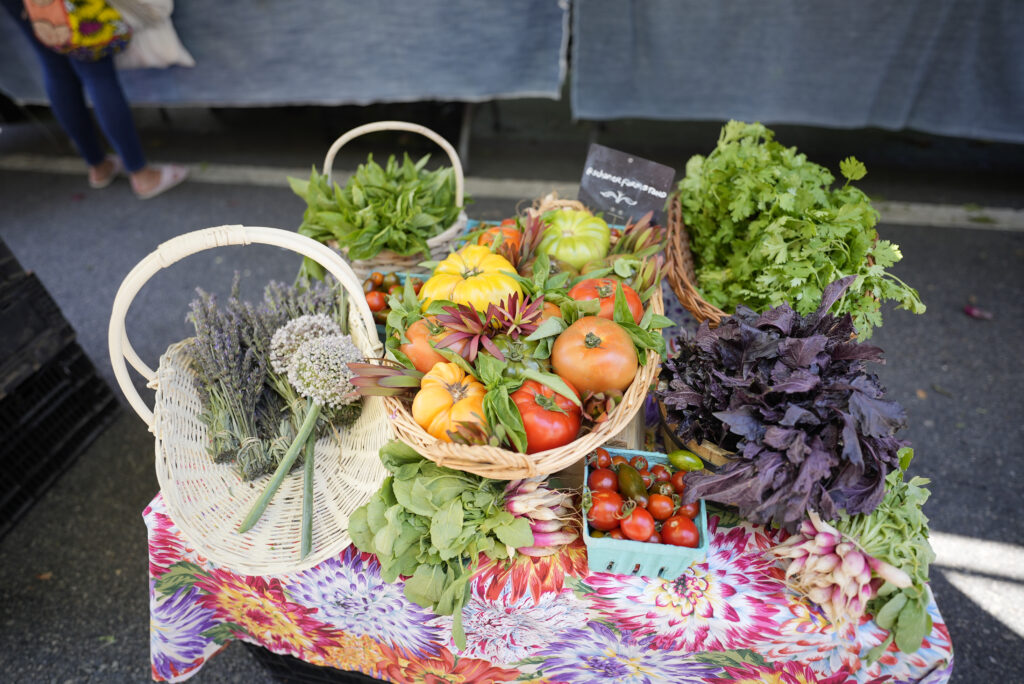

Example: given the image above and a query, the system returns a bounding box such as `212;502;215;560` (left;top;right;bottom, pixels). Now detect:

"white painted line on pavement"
3;153;1023;231
930;530;1024;639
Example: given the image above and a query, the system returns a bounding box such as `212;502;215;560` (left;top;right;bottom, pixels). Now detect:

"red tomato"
678;502;700;519
620;508;655;542
594;447;612;469
388;284;402;295
587;490;624;531
671;471;687;495
567;278;644;324
639;468;652;489
365;290;387;313
650;464;670;483
511;379;582;453
588;468;618;492
611;455;629;467
662;515;699;547
629;455;649;471
647;494;675;521
649;481;674;497
647;530;662;544
608;528;625;540
370;272;384;287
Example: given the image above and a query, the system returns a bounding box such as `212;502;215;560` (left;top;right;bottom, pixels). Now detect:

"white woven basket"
322;120;468;279
108;225;391;575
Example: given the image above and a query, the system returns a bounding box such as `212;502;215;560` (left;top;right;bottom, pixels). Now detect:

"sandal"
88;155;123;189
131;164;189;200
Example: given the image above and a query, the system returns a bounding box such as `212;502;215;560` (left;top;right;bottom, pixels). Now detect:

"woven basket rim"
665;195;727;327
383;288;666;480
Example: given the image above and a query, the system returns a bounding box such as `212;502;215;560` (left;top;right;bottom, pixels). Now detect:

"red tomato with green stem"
365;290;387;313
511;379;582;453
677;501;700;519
647;494;675;521
620;508;655;542
662;515;699;547
588;468;618;492
592;447;612;469
629;455;649;471
650;464;671;483
587;490;624;531
671;471;687;495
567;278;644;324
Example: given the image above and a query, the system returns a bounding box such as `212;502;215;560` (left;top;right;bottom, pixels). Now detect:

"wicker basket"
665;195;726;327
383;287;666;480
322;121;468;281
108;226;392;575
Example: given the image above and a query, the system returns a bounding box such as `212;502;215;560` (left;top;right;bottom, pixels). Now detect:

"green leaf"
430;498;465;559
898;447;915;471
895;596;930;653
154;561;206;598
647;313;676;330
840;156;868;182
347;504;374;552
200;622;248;645
493;515;534;548
404;564;447;609
525;316;566;341
866;633;895;665
873;591;907;630
483;387;528;452
520;368;582;406
691;649;768;668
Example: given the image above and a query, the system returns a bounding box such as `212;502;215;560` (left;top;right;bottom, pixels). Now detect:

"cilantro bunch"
290;153;463;274
678;121;924;338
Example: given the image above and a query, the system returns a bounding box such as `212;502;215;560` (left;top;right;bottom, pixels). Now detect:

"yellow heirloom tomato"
411;362;488;442
419;245;521;312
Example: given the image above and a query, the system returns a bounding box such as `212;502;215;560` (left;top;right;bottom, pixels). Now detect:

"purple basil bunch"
657;276;908;530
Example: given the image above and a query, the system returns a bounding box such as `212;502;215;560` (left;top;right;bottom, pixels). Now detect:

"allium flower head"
270;314;342;374
288;334;364;408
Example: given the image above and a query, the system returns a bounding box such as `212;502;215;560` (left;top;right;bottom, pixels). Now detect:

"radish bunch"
505;476;579;557
771;511;911;626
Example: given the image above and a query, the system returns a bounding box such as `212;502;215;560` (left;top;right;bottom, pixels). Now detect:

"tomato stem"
534;392;567;415
584;332;604;348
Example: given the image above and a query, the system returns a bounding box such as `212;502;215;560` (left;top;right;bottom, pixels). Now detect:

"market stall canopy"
571;0;1024;144
0;0;568;106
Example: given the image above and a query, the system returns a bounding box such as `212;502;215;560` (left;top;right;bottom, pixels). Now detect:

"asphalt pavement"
1;101;1022;683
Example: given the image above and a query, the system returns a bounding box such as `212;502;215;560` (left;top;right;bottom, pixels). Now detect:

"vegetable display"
351;207;674;454
289;153;463;274
657;277;909;530
677;120;924;338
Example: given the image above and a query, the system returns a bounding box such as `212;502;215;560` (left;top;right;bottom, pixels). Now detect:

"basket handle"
107;225;380;428
322;120;465;208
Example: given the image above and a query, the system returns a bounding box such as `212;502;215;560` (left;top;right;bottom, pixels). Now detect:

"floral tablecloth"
146;494;952;683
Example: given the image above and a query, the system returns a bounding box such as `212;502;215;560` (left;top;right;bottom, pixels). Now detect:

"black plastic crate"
0;348;120;537
0;273;76;398
0;237;25;288
243;643;384;683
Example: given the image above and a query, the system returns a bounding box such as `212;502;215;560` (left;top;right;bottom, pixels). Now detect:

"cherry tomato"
668;449;704;472
409;277;424;294
650;464;670;483
662;515;699;547
388;284;402;295
639;468;652;489
362;278;376;295
629;455;649;471
594;447;611;469
611;455;630;467
608;528;625;540
365;290;387;313
678;501;700;519
620;508;655;542
588;468;618;492
587;490;624;531
671;471;687;495
590;529;606;538
646;530;662;544
649;481;674;497
381;272;399;290
370;272;384;287
632;492;649;509
647;494;675;521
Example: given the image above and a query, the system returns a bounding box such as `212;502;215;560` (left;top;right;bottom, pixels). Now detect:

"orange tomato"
551;316;638;394
567;278;643;324
477;223;523;253
411;363;487;441
399;317;467;373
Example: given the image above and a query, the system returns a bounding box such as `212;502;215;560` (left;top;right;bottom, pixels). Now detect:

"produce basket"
656;398;735;468
382;287;665;481
108;225;391;574
665;195;726;327
583;448;709;579
321;121;468;280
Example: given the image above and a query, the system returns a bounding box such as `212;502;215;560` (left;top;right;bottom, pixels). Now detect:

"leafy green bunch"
348;442;534;647
290;153;463;275
835;458;936;660
678;121;924;338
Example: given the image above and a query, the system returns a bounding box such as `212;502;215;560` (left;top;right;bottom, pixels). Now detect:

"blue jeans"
2;0;146;171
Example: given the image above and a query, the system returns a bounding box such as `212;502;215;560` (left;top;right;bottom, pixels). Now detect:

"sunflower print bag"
23;0;132;61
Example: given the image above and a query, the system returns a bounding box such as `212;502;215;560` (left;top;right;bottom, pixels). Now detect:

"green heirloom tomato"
668;449;705;472
537;209;611;271
490;335;550;380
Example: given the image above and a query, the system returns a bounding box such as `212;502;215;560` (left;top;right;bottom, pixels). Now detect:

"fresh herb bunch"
838;464;936;660
348;441;534;648
290;153;464;275
187;276;355;480
658;277;909;530
678;121;924;338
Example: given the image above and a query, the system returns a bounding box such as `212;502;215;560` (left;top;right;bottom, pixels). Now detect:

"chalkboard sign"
577;144;676;224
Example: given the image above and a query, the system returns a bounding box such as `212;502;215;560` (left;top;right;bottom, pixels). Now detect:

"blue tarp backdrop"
571;0;1024;143
0;0;569;106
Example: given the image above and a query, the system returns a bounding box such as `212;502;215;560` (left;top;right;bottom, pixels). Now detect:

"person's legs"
70;56;147;172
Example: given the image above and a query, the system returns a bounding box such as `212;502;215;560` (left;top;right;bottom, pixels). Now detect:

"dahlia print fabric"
145;495;953;683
